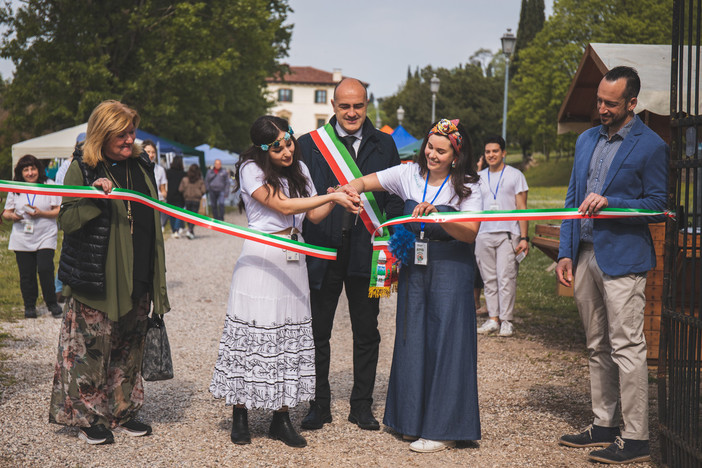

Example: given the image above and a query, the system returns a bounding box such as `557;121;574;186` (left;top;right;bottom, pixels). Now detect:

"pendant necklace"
102;158;134;234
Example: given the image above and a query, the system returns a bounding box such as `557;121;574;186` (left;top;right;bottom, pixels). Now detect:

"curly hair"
14;154;48;184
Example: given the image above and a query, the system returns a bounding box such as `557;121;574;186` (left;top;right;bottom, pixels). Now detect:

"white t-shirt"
3;187;61;251
477;164;528;235
239;160;317;233
154;164;167;201
376;162;482;212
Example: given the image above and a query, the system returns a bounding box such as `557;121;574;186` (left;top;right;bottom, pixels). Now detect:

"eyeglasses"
260;127;294;151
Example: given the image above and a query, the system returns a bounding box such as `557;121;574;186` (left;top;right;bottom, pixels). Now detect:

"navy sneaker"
559;424;620;448
589;436;651;464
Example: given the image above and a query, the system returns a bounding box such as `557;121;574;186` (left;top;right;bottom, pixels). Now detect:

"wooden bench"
530;222;666;364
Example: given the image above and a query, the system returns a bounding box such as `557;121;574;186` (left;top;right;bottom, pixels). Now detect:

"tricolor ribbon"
371;207;672;249
0;180;338;260
309;124;397;297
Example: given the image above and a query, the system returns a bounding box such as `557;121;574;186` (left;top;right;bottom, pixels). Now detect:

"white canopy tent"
11;123;88;166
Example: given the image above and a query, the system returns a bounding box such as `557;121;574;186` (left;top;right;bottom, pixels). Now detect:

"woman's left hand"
26;205;42;218
412;202;437;218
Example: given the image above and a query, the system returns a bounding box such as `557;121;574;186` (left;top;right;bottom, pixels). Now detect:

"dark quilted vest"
57;148;111;294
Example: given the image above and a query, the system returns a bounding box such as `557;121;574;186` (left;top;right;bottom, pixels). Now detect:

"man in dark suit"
556;66;668;464
298;78;402;431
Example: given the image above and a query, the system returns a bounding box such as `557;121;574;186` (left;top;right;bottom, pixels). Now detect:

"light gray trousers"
574;244;649;440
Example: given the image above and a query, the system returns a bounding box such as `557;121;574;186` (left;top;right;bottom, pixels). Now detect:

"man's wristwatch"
519;236;529;242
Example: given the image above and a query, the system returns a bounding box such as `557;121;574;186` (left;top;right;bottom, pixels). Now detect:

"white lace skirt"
209;239;316;410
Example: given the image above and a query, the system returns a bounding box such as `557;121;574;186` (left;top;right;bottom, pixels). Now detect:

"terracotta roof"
266;66;339;85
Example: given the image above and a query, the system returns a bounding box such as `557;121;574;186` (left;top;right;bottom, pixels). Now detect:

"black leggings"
15;249;57;308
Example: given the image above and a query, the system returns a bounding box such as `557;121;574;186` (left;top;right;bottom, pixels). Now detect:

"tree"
509;0;545;161
509;0;673;160
0;0;291;174
381;59;503;158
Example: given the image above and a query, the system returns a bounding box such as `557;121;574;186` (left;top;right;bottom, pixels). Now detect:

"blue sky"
286;0;554;98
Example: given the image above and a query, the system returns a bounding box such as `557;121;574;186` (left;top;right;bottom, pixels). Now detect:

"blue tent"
137;130;206;175
391;125;418;150
193;144;239;166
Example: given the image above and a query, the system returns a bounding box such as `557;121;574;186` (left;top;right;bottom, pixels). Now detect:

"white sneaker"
186;231;195;240
409;438;456;453
477;319;500;335
172;231;180;239
499;320;514;337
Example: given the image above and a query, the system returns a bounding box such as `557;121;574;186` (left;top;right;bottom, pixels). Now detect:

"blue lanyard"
420;171;450;235
26;193;37;207
487;165;506;201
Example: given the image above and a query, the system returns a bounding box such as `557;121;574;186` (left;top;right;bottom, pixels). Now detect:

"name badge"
23;220;35;234
489;202;500;211
286;233;300;262
414;240;428;265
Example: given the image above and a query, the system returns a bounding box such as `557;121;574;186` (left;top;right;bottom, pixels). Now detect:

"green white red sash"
0;180;337;260
309;124;398;297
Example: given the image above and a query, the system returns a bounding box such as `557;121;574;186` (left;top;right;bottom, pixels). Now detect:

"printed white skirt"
209;239;316;410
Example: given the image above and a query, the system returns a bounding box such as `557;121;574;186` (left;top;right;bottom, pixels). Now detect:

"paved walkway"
0;210;657;467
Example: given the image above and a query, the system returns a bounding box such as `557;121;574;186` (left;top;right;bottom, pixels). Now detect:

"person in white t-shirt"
475;135;529;337
344;119;482;453
209;115;359;449
2;155;63;319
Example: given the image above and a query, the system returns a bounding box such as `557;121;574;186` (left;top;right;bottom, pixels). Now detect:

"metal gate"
659;1;702;466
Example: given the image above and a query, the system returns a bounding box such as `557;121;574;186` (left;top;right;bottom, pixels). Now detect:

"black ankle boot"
230;407;251;445
269;411;307;448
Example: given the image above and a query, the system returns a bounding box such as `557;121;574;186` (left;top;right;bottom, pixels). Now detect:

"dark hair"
416;120;478;204
235;115;309;204
483;135;506;151
603;66;641;100
170;155;184;171
187;164;201;182
142;139;156;150
14;154;48;184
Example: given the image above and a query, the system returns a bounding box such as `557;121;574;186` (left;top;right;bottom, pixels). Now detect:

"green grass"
0;221;23;321
512;185;585;349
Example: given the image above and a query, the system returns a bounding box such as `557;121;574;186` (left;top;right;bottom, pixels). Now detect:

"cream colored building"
266;66;343;134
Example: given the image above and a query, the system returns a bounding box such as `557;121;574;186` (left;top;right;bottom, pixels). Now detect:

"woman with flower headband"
343;119;482;453
209;115;360;448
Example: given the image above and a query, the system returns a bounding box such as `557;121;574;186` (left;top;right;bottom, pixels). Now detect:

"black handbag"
142;313;174;381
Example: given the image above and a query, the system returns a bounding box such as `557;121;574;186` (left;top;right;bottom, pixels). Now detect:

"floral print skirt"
48;295;150;428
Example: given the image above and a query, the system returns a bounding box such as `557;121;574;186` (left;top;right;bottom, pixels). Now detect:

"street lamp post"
397;105;405;127
501;28;517;141
430;74;440;123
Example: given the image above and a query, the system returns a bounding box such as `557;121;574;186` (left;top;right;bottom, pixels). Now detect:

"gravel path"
0;210;658;467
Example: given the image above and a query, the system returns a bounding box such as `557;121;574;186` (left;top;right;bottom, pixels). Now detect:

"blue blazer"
558;115;668;276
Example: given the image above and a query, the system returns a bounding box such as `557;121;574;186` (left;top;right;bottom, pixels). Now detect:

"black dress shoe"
231;407;251;445
269;411;307;448
301;401;332;430
24;306;37;319
348;406;380;431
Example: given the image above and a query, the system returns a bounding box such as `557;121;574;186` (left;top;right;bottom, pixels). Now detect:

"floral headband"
259;126;294;151
428;119;463;156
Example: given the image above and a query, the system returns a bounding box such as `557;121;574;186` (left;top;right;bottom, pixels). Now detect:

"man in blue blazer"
556;66;668;464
